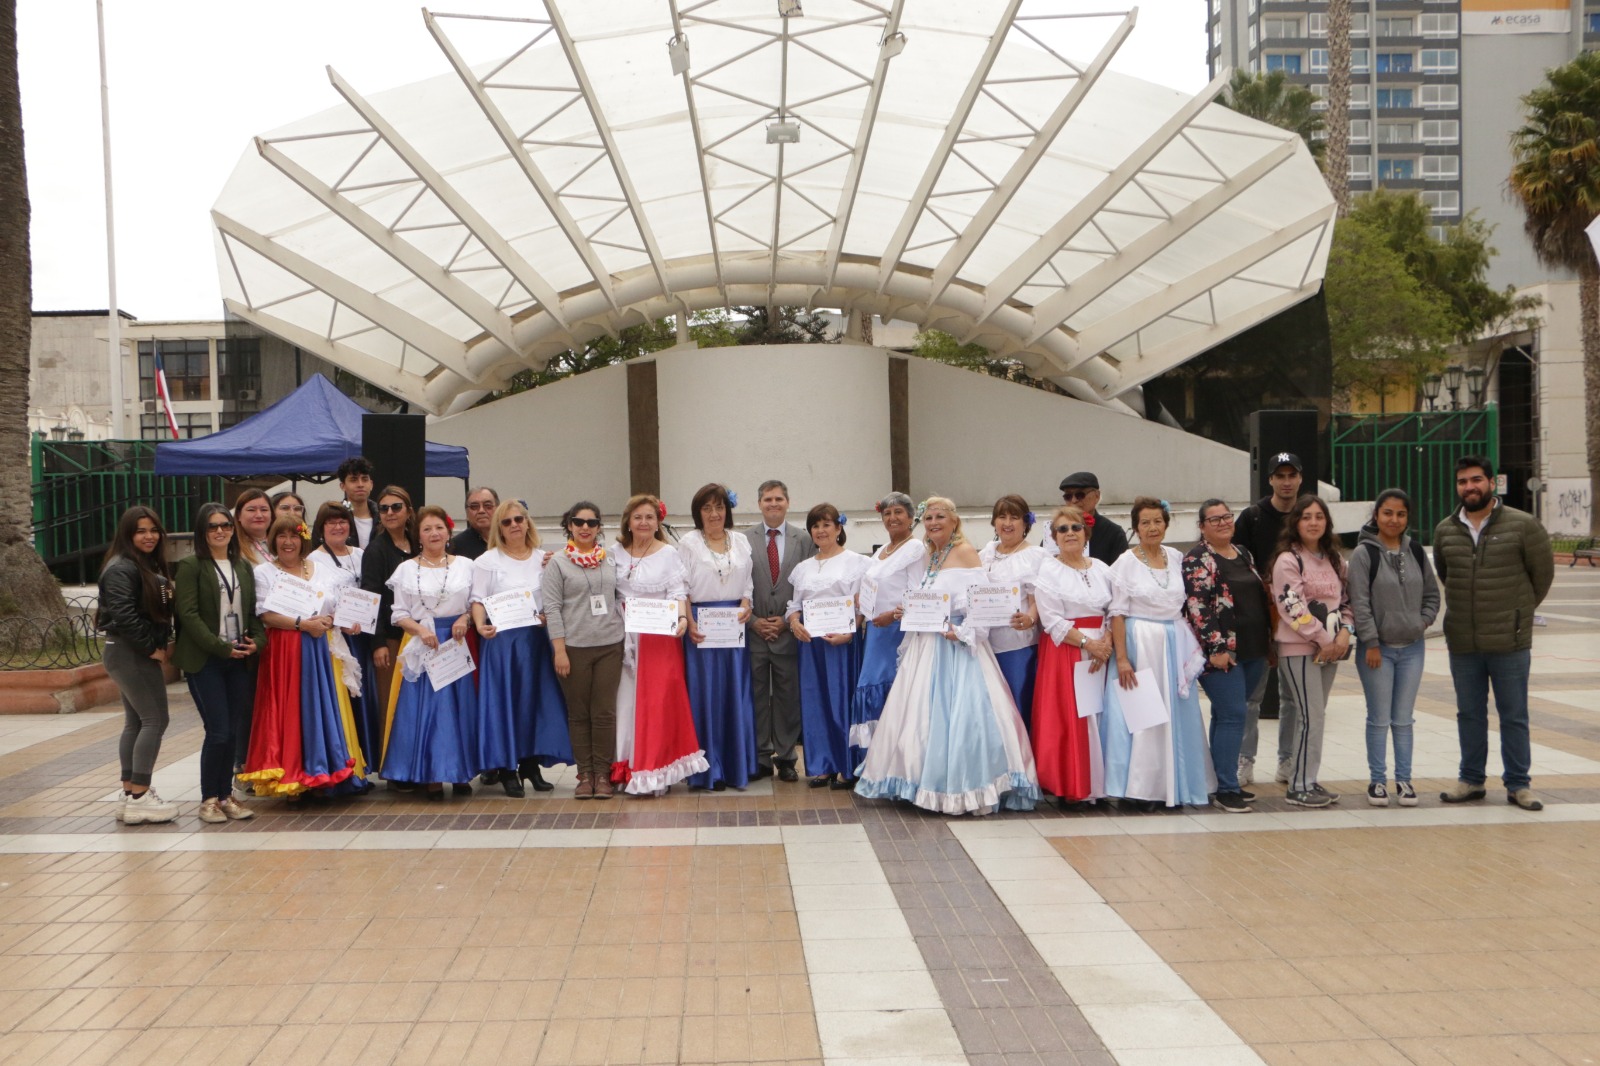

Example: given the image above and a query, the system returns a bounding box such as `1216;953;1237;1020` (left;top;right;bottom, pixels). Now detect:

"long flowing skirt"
850;619;904;761
240;628;359;797
1100;617;1215;806
380;619;477;784
475;625;575;776
798;633;861;779
1032;620;1104;801
855;633;1039;815
684;600;758;789
994;644;1039;733
615;632;708;793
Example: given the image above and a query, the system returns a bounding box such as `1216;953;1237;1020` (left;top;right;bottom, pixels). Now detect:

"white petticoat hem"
624;750;711;795
847;721;876;748
856;770;1038;816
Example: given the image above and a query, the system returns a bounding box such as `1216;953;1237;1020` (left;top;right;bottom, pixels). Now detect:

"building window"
1421;13;1459;37
1263;17;1301;38
1420;84;1459;109
1309;48;1328;72
217;337;263;430
1211;23;1221;48
1422;190;1461;216
1376;17;1414;36
1249;0;1257;13
1376;52;1414;73
1420;49;1459;72
1377;158;1415;180
1350;119;1372;144
141;412;212;441
136;339;211;402
1590;12;1600;33
1421;155;1460;180
1350;83;1371;108
1376;88;1415;109
1377;122;1415;144
1309;12;1326;36
1349;154;1372;179
1352;48;1371;73
1264;52;1302;74
1249;23;1258;49
1421;119;1460;144
1351;12;1369;36
1428;225;1448;241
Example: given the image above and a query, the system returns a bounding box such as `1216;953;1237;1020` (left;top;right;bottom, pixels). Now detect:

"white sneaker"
1237;758;1255;787
1274;761;1291;785
121;788;177;825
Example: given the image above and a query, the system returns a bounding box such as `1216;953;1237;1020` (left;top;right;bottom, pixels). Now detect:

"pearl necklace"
1134;544;1170;589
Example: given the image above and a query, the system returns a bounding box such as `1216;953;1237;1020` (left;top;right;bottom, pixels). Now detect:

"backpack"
1363;539;1427;596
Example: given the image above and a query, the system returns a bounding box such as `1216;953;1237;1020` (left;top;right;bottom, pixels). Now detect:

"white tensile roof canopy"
213;0;1336;416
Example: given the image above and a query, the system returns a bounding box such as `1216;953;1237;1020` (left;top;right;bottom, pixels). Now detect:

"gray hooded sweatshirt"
1347;524;1440;647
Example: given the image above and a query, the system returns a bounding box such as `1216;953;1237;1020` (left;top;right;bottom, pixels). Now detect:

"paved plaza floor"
0;566;1596;1066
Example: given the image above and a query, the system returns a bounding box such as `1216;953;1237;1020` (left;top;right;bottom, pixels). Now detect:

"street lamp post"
1465;367;1485;409
1442;364;1464;411
1422;373;1442;411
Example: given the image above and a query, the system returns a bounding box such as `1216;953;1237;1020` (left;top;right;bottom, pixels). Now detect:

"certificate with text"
624;597;682;636
696;607;745;649
485;588;539;630
262;574;326;619
900;590;951;633
426;638;476;691
966;584;1021;629
801;596;856;637
332;588;381;632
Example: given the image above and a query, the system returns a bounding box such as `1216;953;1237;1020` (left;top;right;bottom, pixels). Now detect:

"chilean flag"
152;344;181;439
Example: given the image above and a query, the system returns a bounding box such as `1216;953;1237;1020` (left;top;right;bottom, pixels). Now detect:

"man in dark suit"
745;479;817;781
1059;471;1128;565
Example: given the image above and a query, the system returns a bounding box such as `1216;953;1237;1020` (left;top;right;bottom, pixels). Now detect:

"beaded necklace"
1134;544;1171;589
1059;554;1094;589
415;552;453;616
703;531;733;583
920;541;953;589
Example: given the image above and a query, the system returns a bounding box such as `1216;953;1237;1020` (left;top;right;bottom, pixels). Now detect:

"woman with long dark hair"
97;506;176;824
360;485;419;767
1271;495;1353;809
173;503;263;824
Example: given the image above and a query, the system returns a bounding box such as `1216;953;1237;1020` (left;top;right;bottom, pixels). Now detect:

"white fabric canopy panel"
212;0;1336;415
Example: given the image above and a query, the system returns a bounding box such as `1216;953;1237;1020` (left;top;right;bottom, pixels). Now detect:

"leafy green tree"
1324;217;1454;405
911;330;1061;393
1215;70;1325;164
1509;51;1600;535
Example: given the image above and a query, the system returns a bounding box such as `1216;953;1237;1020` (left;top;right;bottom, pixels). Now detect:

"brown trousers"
558;642;623;776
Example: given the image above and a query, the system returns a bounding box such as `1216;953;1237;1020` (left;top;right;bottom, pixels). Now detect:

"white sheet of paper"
332;587;381;632
485;588;538;630
696;606;744;649
262;573;326;618
426;638;476;691
1116;668;1170;732
966;584;1021;628
1073;659;1106;718
857;576;879;621
901;590;952;633
802;596;856;637
625;597;681;636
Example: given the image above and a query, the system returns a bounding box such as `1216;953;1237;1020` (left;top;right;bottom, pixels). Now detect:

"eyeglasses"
1061;491;1089;502
466;501;497;512
1053;523;1086;535
1203;514;1235;526
205;521;234;532
569;517;601;528
376;502;406;514
500;515;527;527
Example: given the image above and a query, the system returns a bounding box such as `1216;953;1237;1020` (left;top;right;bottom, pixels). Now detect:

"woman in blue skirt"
382;506;478;799
786;504;869;789
471;499;572;796
852;492;923;767
977;495;1049;732
680;483;758;791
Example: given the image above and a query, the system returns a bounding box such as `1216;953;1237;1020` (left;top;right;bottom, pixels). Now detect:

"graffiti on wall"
1545;479;1592;536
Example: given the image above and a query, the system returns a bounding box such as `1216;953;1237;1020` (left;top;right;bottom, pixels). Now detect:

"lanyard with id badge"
215;561;244;644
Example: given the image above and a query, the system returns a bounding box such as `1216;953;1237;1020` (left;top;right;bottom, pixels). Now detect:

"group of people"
94;450;1554;824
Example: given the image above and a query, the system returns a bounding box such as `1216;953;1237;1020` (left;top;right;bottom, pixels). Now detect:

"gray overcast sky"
18;0;1210;321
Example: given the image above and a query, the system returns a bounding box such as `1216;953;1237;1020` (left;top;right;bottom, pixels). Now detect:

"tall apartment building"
1205;0;1600;290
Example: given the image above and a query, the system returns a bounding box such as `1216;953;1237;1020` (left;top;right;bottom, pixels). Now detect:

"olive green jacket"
1431;502;1553;654
172;554;265;674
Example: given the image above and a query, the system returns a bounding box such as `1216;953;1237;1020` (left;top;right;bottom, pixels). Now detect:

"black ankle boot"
521;763;554;792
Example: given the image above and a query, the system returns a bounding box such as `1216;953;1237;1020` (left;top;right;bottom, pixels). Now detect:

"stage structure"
212;0;1337;427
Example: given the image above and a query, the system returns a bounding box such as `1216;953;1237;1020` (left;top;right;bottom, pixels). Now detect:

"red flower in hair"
657;500;667;521
444;514;455;532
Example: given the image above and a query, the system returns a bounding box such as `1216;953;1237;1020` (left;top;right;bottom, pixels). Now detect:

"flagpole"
96;0;123;440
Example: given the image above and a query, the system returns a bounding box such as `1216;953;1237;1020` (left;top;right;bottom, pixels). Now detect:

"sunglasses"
500;515;527;527
376;502;407;514
206;521;234;532
569;517;601;528
1053;523;1086;535
466;501;497;511
1061;491;1089;502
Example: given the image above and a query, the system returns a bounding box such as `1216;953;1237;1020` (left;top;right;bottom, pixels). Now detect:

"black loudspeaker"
1248;409;1320;501
362;413;427;509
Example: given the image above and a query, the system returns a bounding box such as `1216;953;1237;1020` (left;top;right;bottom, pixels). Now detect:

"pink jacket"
1271;548;1353;658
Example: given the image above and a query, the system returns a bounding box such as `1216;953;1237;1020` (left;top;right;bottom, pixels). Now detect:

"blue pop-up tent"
153;374;469;481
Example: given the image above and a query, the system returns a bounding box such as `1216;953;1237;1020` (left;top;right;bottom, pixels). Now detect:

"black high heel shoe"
808;774;834;789
452;782;473;797
520;764;554;792
501;770;525;799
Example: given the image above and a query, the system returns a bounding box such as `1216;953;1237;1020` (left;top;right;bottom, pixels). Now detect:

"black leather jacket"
97;556;172;655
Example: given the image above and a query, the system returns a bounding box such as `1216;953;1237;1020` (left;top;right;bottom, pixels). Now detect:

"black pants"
186;657;256;800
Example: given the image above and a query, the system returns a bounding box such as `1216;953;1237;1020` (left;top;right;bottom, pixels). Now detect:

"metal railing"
0;596;103;671
1331;407;1498;545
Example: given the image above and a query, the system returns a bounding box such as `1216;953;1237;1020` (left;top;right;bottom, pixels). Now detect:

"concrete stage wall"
425;343;1247;518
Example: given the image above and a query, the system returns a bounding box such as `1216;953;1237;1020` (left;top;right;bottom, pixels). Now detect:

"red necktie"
767;528;780;585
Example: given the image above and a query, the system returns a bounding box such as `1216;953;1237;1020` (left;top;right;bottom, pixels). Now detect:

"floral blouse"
1181;542;1259;659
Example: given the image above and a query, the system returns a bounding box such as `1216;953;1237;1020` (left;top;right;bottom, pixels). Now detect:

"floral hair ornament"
837;512;848;526
656;500;667;521
444;514;455;532
294;522;311;541
914;501;928;521
1159;500;1171;511
1025;511;1036;525
873;500;884;514
726;489;738;508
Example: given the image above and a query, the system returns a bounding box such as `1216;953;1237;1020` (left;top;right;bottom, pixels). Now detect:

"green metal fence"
1331;408;1498;545
31;437;225;584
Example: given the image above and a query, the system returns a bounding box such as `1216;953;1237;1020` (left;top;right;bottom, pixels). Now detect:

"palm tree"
0;2;69;620
1324;0;1351;217
1509;52;1600;537
1217;70;1325;164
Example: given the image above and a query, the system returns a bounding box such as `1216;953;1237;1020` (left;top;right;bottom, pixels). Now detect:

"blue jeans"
186;657;256;801
1448;649;1532;791
1198;657;1266;794
1356;640;1425;784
